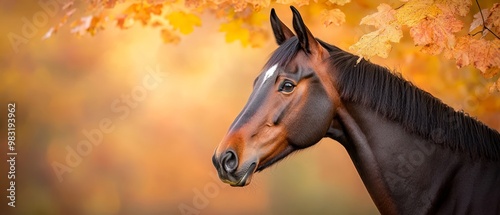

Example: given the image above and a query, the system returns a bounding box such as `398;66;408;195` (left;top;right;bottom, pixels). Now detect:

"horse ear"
270;8;294;45
291;6;320;55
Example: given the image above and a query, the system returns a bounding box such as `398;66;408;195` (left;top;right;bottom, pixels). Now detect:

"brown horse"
212;6;500;214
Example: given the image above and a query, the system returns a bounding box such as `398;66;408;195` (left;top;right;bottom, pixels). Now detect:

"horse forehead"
263;64;278;83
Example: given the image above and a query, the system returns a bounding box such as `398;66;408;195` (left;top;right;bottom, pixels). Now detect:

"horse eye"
279;81;295;93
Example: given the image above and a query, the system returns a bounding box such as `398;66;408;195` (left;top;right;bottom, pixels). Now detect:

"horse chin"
229;163;257;187
256;145;296;172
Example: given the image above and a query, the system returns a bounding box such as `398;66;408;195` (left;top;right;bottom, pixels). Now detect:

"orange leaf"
232;1;249;12
320;9;345;27
104;0;118;9
452;36;500;76
409;13;463;55
327;0;350;6
489;78;500;93
470;4;500;37
275;0;310;7
123;3;163;26
161;29;181;44
469;9;489;34
248;0;271;10
486;3;500;36
135;8;151;25
151;21;163;28
116;15;134;29
148;4;163;15
435;0;471;16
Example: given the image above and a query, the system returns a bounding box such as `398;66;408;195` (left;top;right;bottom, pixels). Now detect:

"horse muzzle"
212;150;257;187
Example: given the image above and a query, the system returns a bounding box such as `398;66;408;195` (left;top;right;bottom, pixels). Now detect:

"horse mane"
318;40;500;161
264;37;300;69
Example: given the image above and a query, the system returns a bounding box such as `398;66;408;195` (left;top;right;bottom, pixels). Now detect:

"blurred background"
0;0;499;214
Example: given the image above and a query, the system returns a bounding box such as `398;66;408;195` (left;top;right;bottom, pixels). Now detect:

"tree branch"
475;0;500;40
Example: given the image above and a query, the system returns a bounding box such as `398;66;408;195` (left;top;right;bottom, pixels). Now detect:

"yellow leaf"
125;3;152;26
185;0;204;9
86;15;105;36
452;36;500;76
328;0;350;6
249;28;269;48
410;13;463;55
248;12;268;26
166;11;202;35
320;9;345;27
435;0;471;16
350;26;403;59
360;3;396;28
396;0;441;27
275;0;310;7
350;4;402;59
161;28;181;44
119;3;160;27
219;19;251;47
248;0;271;10
148;4;163;15
232;1;249;12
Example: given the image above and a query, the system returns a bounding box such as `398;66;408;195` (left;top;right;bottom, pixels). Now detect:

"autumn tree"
43;0;500;91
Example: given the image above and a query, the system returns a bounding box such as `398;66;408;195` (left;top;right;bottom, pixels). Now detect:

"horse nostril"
221;150;238;173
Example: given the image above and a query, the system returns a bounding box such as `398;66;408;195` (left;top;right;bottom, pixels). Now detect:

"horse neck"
334;102;401;214
334;101;500;214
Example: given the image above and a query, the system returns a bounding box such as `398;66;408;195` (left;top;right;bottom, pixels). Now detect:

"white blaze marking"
263;64;278;83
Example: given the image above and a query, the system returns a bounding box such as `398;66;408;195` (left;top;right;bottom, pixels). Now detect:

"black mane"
264;37;300;69
268;38;500;160
325;42;500;161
